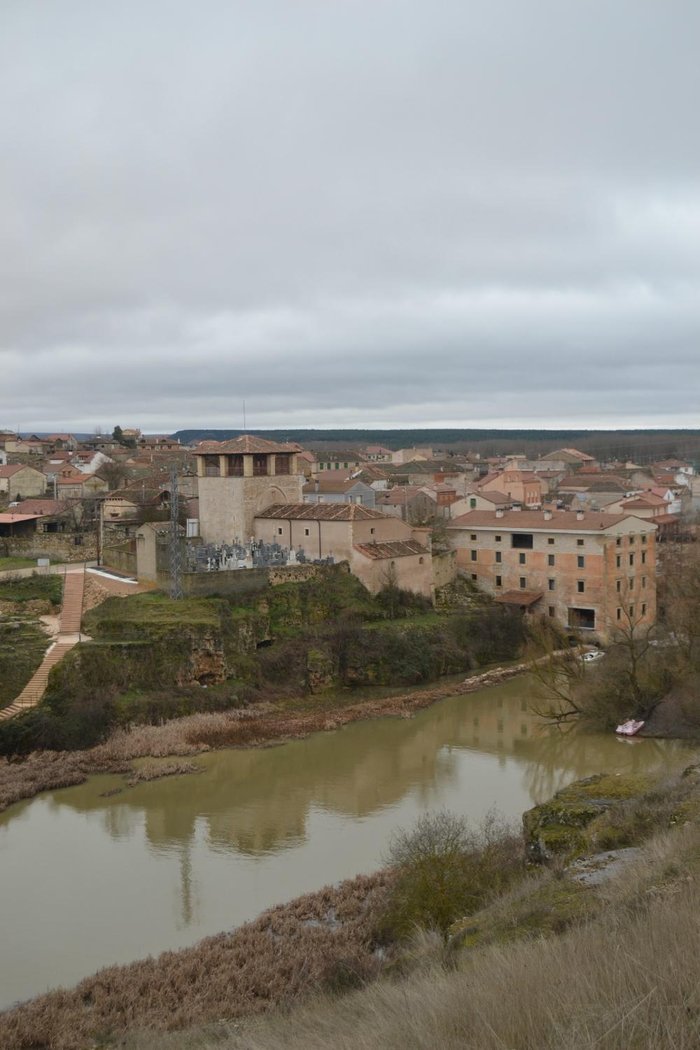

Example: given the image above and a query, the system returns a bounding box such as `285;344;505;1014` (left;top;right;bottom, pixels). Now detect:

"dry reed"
0;873;392;1050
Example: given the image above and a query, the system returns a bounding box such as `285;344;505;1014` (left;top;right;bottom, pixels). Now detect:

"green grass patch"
0;619;48;706
0;557;37;572
84;591;224;636
0;574;63;606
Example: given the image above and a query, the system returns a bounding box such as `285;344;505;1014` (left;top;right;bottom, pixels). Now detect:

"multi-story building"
194;436;304;544
446;508;657;642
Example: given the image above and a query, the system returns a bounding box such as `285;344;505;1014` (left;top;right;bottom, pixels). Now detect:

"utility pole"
169;464;183;599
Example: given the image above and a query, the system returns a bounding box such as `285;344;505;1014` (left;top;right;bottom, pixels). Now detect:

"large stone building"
194;436;304;544
446;508;656;642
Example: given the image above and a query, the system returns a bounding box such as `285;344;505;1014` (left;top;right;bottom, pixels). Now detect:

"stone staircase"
0;570;85;722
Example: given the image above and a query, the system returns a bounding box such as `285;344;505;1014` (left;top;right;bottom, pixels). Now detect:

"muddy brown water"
0;675;690;1010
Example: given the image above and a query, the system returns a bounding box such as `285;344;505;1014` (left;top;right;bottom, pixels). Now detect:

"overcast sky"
2;1;699;434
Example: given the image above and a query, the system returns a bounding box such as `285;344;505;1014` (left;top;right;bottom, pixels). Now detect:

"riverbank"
0;660;532;813
2;762;699;1050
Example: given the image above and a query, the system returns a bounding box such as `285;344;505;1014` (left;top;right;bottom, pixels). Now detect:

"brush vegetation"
0;572;62;606
2;763;700;1049
0;569;524;757
0;617;49;707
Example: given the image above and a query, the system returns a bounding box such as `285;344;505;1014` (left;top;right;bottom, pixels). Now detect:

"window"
629;577;634;591
495;551;502;563
616;579;621;592
495;535;502;542
642;534;647;544
629;553;635;567
277;527;283;535
547;537;555;545
496;575;502;587
512;533;533;549
471;550;477;562
577;539;584;547
616;537;622;546
617;608;622;620
629;605;635;618
519;577;527;589
519;552;526;564
642;602;647;615
616;555;621;568
419;556;424;564
470;533;477;541
642;576;646;588
548;578;555;591
470;497;477;509
577;580;585;593
370;528;375;535
568;608;595;630
275;454;291;475
548;606;555;617
304;528;310;536
548;554;555;566
253;454;268;477
576;555;584;568
471;573;477;581
642;551;647;565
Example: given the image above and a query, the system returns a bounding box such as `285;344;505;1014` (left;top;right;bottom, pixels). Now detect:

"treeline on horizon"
173;428;700;464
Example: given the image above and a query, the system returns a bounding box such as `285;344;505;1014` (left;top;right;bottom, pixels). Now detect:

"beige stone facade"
447;509;657;642
0;464;46;500
254;504;434;597
195;436;303;544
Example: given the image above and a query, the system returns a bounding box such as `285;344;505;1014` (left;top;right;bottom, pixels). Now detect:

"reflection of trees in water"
519;725;676;803
49;676;683;857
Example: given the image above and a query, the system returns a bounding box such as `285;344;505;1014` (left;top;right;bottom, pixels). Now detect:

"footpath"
0;569;86;722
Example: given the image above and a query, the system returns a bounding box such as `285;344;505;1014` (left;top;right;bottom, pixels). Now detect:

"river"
0;675;689;1011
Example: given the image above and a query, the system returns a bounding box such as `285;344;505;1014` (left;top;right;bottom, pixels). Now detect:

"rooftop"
256;503;390;521
195;435;300;455
354;540;429;560
446;509;655;532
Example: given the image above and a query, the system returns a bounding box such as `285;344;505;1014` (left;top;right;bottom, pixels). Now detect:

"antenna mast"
169;464;183;599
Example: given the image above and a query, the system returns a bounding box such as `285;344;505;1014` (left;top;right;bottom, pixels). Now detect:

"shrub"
382;810;523;940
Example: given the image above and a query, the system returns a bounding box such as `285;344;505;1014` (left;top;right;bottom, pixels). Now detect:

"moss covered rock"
523;773;655;863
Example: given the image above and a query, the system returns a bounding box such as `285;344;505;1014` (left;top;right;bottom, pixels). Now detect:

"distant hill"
173;428;700;465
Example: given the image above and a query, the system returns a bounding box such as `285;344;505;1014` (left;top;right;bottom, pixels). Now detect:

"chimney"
495;508;504;518
576;510;584;521
543;509;552;521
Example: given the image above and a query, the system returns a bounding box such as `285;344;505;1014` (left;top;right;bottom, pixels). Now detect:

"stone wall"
1;531;98;563
432;550;457;589
160;561;327;598
103;543;137;576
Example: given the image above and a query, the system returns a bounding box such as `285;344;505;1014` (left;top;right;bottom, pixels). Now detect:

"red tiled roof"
377;486;433;505
0;464;32;477
256;503;389;521
495;590;544;607
195;435;300;455
13;499;68;516
0;513;41;523
354;540;429;560
446;509;654;532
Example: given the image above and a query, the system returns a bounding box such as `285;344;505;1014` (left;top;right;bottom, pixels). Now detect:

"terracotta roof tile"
256;503;389;521
195;435;300;455
353;540;429;559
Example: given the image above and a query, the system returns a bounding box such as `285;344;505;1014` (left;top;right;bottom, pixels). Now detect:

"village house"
375;485;438;523
302;477;376;508
254;503;434;597
534;448;598;472
390;446;434;466
361;445;393;462
448;490;512;517
0;464;46;501
311;450;364;472
446;508;656;643
55;472;109;500
479;469;542;508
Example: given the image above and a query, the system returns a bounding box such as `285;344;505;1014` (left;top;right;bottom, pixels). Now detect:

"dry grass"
0;873;392;1050
149;830;700;1050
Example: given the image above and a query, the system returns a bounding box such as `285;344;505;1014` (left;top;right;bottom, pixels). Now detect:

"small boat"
615;719;645;737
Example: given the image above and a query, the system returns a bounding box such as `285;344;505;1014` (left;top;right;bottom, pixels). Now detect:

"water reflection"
34;676;680;857
0;675;688;1011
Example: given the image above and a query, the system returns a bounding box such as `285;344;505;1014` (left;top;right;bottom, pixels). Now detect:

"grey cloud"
2;0;699;431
